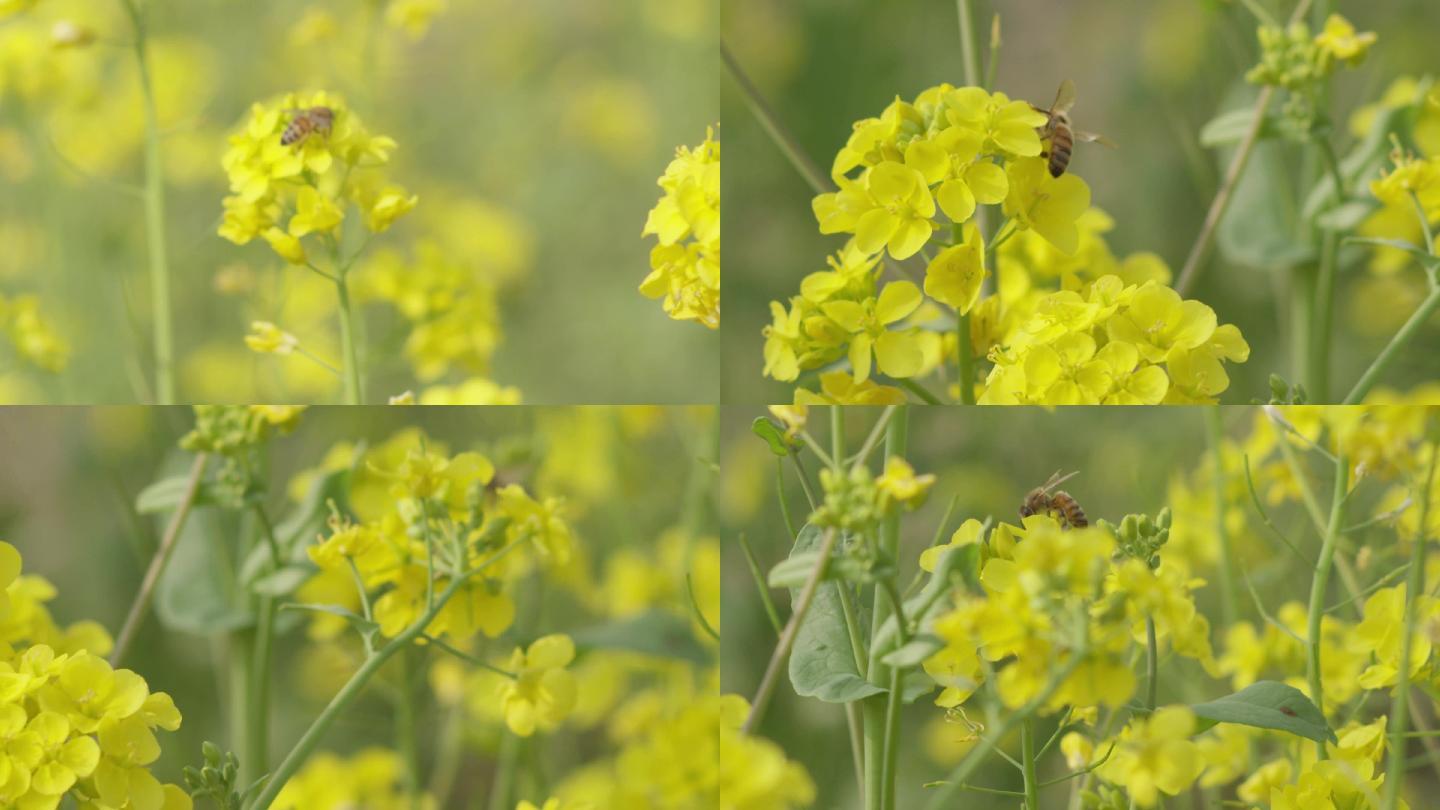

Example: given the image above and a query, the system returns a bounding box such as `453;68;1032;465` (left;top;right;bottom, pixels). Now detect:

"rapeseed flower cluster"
219;91;416;260
0;542;190;810
0;293;67;373
272;748;435;810
641;127;720;329
764;84;1248;404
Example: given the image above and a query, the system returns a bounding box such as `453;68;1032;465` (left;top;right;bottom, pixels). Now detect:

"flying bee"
280;106;334;147
1031;80;1114;178
1019;470;1088;529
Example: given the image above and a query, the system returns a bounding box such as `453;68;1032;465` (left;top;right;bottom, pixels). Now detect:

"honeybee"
1031;80;1114;178
280;106;334;147
1019;470;1088;529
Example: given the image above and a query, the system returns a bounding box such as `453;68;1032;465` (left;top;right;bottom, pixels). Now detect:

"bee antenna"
1044;470;1080;492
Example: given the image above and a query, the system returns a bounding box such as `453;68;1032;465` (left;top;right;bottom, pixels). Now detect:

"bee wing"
1051;79;1076;115
1074;130;1117;148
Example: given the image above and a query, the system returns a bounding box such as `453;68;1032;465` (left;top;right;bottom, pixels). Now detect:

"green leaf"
570;610;711;665
1343;236;1439;270
1218;138;1314;269
871;537;978;660
881;634;942;668
1316;200;1376;232
1189;680;1336;744
751;417;792;457
1302;97;1421;223
274;462;358;557
155;505;254;634
767;548;891;588
250;565;315;598
281;603;378;636
1199;108;1276;148
787;525;887;703
136;475;217;514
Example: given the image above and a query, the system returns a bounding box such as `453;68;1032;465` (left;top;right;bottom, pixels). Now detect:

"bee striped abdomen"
1050;491;1087;528
1047;123;1073;177
280;106;334;147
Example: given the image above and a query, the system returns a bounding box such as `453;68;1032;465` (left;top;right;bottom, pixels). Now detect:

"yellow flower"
288;186;344;238
1314;14;1376;67
851;162;937;259
262;227;307;265
823;280;926;381
642;127;720;328
499;635;577;737
919;518;984;572
244;321;298;355
1106;283;1217;363
924;223;986;314
361;184;419;233
1003;156;1091;255
793;371;906;405
1098;706;1204;807
496;485;573;565
944;87;1049;157
385;0;447;39
719;694;815;810
876;456;936;509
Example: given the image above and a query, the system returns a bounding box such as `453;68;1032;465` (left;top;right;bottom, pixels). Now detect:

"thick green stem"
245;597;275;786
334;272;363;404
1291;263;1317;387
1021;717;1040;810
1310;230;1339;400
864;408;908;810
1383;443;1439;810
1204;409;1239;627
1306;450;1348;758
230;626;256;786
1343;287;1440;404
119;0;174;402
396;648;421;807
956;0;982;87
246;539;525;810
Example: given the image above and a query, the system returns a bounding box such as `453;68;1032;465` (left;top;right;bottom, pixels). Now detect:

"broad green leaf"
881;634;943;668
767;548;892;588
156;505;254;634
1190;680;1336;744
136;474;218;514
751;417;792;457
1199;108;1276;148
250;565;315;598
787;525;887;703
1218;137;1314;269
901;668;936;703
1316;200;1376;232
570;611;711;665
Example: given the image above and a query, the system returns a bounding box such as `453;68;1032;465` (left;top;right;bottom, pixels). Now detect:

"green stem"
1383;443;1439;810
1204;409;1239;627
720;42;830;195
896;378;944;405
956;312;976;405
925;645;1089;810
1342;287;1440;403
956;0;982;87
396;648;421;807
1021;717;1040;810
487;731;521;810
1145;617;1159;713
247;596;275;786
742;528;840;733
1411;191;1436;257
1291;262;1317;387
119;0;173;403
111;453;210;667
864;409;908;810
1306;450;1348;758
1310;230;1339;401
230;626;256;787
334;271;363;404
738;532;785;636
246;538;526;810
775;459;797;539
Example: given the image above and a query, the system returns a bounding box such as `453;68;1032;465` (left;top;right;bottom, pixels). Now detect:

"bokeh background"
718;404;1430;808
723;0;1440;404
0;0;717;403
0;405;719;804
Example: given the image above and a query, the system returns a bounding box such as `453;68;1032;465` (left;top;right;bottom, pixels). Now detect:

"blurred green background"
722;0;1440;404
0;405;715;803
1;0;717;403
716;405;1345;809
